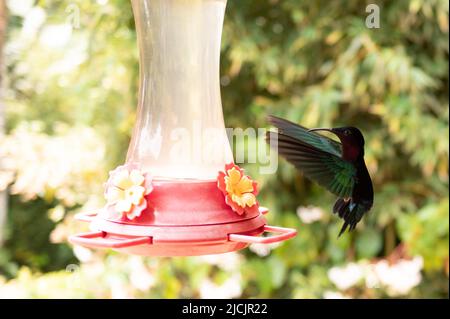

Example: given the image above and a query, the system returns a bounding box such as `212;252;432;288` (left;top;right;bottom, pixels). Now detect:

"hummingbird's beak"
308;128;335;134
308;128;343;141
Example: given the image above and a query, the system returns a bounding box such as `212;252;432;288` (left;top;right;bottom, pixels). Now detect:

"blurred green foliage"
0;0;448;298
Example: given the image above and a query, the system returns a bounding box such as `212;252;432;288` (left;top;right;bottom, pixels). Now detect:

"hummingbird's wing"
267;115;342;157
266;131;356;198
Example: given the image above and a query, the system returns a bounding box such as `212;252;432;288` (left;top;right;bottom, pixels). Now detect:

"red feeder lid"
70;180;297;256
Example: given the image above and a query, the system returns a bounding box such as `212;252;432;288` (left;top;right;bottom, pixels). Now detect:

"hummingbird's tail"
333;198;368;237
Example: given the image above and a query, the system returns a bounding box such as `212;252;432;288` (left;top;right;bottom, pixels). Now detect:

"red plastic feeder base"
69;180;297;256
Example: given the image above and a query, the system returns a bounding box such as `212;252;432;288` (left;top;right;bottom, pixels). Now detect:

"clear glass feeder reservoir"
69;0;296;256
128;0;233;180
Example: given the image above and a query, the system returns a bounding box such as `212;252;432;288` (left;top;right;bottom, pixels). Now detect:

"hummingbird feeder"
69;0;297;256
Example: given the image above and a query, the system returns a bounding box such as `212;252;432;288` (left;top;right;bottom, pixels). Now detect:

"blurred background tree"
0;0;448;298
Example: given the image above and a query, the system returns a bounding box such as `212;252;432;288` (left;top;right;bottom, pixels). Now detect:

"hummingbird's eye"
344;129;351;136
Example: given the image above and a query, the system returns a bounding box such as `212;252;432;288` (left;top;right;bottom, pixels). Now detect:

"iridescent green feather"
267;118;356;198
267;116;342;157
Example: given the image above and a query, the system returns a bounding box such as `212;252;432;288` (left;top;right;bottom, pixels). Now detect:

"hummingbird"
266;115;374;236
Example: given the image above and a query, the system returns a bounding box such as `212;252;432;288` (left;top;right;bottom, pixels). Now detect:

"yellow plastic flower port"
217;163;259;215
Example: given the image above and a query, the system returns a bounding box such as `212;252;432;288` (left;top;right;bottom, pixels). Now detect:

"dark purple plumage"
266;115;374;236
